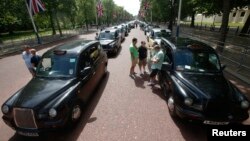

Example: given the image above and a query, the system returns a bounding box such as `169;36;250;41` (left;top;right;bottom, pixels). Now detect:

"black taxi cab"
159;37;249;125
1;40;108;136
147;28;172;47
97;29;121;55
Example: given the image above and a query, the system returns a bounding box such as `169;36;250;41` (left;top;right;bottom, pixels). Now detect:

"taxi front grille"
14;108;37;129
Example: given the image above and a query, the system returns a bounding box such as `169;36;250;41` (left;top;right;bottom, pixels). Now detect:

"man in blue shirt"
148;45;164;86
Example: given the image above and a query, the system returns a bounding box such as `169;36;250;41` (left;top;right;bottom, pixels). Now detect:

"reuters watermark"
212;129;246;136
207;126;249;141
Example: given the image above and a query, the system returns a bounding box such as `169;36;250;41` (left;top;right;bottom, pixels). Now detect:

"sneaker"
144;71;148;74
147;82;155;86
129;74;135;79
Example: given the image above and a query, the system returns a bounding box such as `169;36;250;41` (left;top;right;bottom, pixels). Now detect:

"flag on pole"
139;10;145;18
26;0;46;15
96;0;103;17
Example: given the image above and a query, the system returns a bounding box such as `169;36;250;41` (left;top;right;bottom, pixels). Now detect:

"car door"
159;40;174;95
89;43;104;84
78;45;99;102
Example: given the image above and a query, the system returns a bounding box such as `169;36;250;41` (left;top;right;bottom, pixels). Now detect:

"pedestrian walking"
138;41;148;74
30;49;41;73
22;45;34;76
148;45;164;86
129;38;139;76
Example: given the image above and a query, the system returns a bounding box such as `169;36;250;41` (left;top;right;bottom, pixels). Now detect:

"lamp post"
176;0;182;37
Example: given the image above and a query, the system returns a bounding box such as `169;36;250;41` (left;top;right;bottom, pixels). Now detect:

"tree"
102;0;115;26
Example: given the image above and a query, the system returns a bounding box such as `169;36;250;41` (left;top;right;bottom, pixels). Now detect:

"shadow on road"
8;72;110;141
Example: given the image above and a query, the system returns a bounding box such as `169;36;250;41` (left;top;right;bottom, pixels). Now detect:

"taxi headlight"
241;100;249;109
2;105;9;114
49;108;57;118
184;98;193;106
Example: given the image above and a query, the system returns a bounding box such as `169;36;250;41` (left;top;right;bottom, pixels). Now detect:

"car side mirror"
161;62;172;71
80;67;92;77
221;64;226;71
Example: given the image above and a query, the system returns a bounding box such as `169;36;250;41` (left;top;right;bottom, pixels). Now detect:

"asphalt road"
0;28;249;141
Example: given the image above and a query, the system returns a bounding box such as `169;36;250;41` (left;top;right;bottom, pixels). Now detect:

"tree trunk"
55;11;62;37
239;14;250;36
216;0;230;53
190;11;195;28
48;6;56;35
168;0;174;31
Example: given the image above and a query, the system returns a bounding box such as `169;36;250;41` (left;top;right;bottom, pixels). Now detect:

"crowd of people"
22;45;41;77
129;37;164;86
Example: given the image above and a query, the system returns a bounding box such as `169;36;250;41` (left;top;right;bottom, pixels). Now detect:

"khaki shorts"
139;58;147;66
131;58;138;66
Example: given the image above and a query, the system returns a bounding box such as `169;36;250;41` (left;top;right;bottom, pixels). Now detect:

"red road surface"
0;28;249;141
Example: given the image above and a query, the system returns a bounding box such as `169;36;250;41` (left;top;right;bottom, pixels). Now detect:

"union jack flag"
144;1;150;10
27;0;46;15
96;0;103;17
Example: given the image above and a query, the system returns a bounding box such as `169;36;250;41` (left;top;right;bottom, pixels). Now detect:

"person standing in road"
22;45;34;76
148;45;164;86
30;49;41;74
138;41;148;75
129;38;139;76
147;41;158;73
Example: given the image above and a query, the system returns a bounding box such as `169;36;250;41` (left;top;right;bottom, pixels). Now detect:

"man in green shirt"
129;38;139;76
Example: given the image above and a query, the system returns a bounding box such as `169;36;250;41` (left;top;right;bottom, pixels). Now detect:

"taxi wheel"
67;100;83;128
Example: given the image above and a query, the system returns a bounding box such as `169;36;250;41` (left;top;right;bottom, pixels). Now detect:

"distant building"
185;6;249;24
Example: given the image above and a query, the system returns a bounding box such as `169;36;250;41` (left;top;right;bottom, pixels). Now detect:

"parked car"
113;26;125;42
147;28;172;47
1;40;108;136
158;37;249;125
97;29;121;55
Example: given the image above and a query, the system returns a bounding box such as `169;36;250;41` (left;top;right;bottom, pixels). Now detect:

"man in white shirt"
22;45;34;76
148;45;164;86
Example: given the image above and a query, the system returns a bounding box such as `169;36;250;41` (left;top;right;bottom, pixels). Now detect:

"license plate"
203;120;229;125
17;131;39;137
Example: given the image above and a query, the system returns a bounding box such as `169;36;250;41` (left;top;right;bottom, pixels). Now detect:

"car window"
37;55;77;78
174;50;220;72
99;32;115;40
89;45;100;62
155;31;171;38
161;41;173;64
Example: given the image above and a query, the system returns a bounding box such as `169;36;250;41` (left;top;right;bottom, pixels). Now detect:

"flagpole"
96;0;98;30
96;10;99;30
25;0;41;44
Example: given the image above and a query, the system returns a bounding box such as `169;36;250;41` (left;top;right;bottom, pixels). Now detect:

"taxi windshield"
155;31;171;38
174;50;221;73
99;32;115;40
36;55;77;78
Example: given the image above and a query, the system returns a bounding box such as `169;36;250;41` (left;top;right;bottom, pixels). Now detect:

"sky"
113;0;140;16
